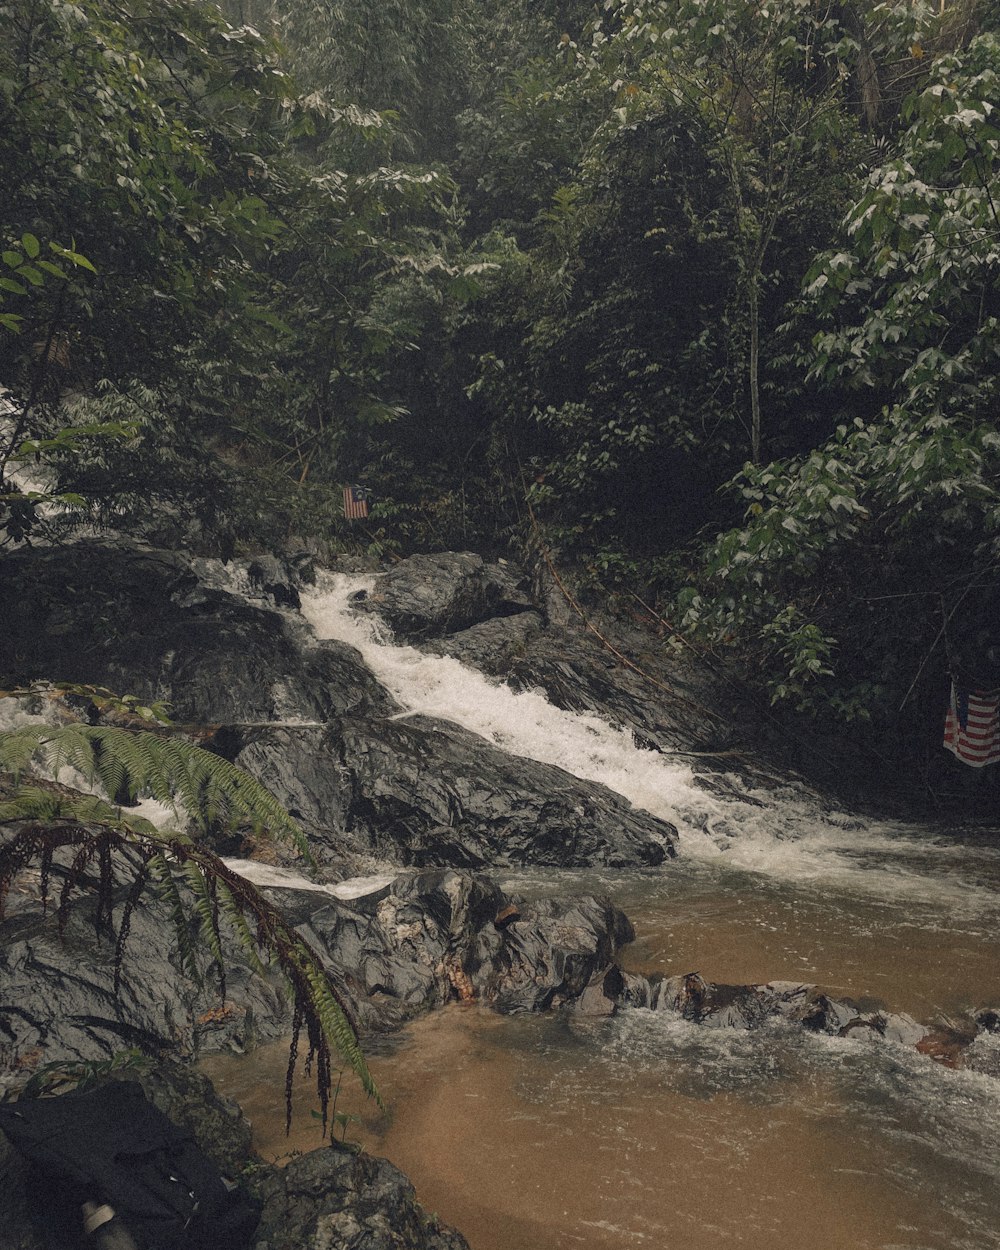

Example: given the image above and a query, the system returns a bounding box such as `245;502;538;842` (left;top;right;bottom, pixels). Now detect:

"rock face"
0;539;391;727
291;869;635;1031
0;887;289;1076
355;552;533;640
336;715;672;868
0;868;634;1074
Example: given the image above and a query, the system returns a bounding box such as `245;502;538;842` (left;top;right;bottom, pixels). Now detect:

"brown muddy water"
203;857;1000;1250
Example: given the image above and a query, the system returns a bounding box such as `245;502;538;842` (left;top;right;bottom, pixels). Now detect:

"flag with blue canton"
342;484;370;521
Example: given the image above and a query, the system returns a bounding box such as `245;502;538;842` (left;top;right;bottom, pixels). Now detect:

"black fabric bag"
0;1080;260;1250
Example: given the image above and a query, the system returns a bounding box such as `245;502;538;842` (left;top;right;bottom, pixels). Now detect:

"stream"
204;573;1000;1250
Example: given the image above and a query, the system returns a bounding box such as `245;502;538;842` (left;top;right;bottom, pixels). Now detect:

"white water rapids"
300;573;1000;916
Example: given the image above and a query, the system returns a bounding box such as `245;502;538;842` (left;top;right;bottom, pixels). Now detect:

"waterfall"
301;573;1000;911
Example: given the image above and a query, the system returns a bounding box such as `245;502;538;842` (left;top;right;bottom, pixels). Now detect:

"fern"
0;724;311;860
0;716;381;1130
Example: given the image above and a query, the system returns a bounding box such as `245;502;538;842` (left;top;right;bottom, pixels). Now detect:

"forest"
1;0;999;766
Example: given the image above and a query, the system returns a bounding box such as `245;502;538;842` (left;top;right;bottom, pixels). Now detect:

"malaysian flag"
342;484;370;521
943;681;1000;768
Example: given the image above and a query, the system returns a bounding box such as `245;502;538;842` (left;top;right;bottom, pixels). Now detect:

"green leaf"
53;247;97;273
18;266;45;287
0;277;27;295
2;250;22;268
21;233;40;259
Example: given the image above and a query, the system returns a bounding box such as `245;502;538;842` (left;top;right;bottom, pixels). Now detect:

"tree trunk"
749;275;761;465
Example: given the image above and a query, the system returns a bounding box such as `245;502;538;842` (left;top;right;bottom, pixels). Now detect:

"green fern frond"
149;852;203;984
0;726;53;779
217;880;270;978
182;861;226;976
291;940;381;1108
0;724;309;860
0;786;65;823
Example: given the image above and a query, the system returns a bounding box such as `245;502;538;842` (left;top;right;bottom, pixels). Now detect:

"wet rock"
359;552;534;641
252;1145;469;1250
121;1061;255;1177
248;555;300;608
650;973;800;1029
574;965;626;1018
212;712;674;871
288;869;635;1028
477;893;635;1013
1;865;633;1072
506;626;739;757
643;972;939;1047
975;1007;1000;1033
600;969;1000;1066
0;891;289;1079
338;713;674;868
0;540;391;726
209;724;372;872
422;612;544;674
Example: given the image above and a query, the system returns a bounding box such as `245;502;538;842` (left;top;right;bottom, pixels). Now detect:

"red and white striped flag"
342;484;370;521
943;681;1000;768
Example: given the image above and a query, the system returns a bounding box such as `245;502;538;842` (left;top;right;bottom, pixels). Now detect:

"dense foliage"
2;0;998;766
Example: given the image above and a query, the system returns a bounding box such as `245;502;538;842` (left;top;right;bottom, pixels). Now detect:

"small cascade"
301;574;1000;912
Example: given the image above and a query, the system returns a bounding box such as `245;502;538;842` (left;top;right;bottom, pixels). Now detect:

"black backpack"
0;1080;260;1250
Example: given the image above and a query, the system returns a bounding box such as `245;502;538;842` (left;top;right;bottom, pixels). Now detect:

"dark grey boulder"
212;710;675;870
269;868;635;1029
421;611;544;674
357;552;534;640
252;1145;469;1250
0;539;391;726
338;713;675;868
247;554;301;608
0;890;289;1078
208;723;372;873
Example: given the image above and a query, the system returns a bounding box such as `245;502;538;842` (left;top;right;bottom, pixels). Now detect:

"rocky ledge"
0;539;678;871
0;868;634;1074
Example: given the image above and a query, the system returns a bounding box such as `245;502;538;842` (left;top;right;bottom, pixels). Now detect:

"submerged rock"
595;968;990;1066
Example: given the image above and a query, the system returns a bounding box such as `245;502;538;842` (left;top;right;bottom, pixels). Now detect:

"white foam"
222;858;397;900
